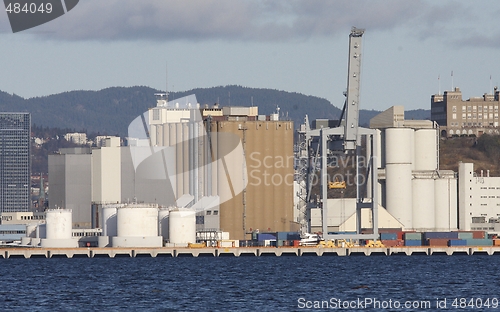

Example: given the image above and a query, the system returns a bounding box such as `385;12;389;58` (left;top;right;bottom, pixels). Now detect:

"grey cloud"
3;0;496;46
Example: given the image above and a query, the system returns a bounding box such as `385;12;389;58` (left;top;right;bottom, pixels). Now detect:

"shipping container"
380;233;398;240
448;239;467;247
457;232;473;240
423;232;459;240
292;240;300;247
404;233;422;240
257;233;276;241
426;238;449;246
493;239;500;246
465;239;493;246
381;239;403;247
404;240;422;247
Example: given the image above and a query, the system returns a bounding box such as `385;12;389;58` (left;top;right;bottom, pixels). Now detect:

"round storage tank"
169;209;196;244
158;208;170;239
385;128;413;165
45;209;73;240
385;164;412;229
435;178;457;231
414;129;437;170
116;204;158;237
412;178;435;230
101;204;118;237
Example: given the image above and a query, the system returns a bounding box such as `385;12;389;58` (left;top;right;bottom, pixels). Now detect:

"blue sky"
1;0;500;111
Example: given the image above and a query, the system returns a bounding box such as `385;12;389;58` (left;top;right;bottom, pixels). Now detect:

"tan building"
431;87;500;137
213;119;296;240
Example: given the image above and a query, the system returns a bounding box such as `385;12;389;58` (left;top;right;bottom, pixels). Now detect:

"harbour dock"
2;246;500;258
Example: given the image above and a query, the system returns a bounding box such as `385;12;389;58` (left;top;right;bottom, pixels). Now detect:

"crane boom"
343;27;364;151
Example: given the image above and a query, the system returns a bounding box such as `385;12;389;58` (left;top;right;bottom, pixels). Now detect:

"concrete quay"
1;246;500;258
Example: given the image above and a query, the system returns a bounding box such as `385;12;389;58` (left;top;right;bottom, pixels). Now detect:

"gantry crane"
297;27;379;241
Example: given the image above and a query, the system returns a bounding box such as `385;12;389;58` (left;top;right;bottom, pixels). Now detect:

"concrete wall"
217;120;295;240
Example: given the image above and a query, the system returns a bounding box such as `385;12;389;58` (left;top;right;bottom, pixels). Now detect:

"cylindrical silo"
101;204;118;237
414;129;437;170
385;164;413;229
169;209;196;244
412;178;435;230
45;209;73;240
385;128;413;165
116;204;159;237
158;208;170;239
435;178;458;231
384;128;413;229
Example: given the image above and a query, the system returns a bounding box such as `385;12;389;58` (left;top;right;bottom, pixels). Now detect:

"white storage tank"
412;178;435;230
414;129;437;170
385;164;412;229
116;204;159;237
45;209;73;240
435;178;458;231
101;204;119;237
158;208;170;239
169;209;196;244
385;128;413;165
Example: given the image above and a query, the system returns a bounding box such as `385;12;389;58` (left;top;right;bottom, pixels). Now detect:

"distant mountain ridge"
0;85;430;136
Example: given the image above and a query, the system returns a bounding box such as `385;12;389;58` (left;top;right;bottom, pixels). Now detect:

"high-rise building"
0;112;31;212
431;87;500;137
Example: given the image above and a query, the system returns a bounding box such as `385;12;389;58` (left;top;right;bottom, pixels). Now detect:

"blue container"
257;233;276;241
380;233;398;240
423;232;459;240
287;233;301;241
404;239;422;247
448;239;467;247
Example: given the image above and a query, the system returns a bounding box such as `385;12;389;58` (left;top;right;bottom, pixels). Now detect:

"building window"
479;114;483;119
479;106;482;112
467;106;472;112
462;113;466;119
462;106;466;111
452;113;456;119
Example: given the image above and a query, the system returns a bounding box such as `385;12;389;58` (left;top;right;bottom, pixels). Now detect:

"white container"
385;164;412;229
101;204;118;237
412;178;435;230
45;209;73;240
158;208;170;239
169;209;196;244
385;128;413;165
116;204;158;237
435;178;458;231
414;129;437;170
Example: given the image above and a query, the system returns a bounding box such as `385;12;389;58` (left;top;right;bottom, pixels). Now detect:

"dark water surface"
1;255;499;311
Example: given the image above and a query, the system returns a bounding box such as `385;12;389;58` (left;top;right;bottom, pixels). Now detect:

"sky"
1;0;500;111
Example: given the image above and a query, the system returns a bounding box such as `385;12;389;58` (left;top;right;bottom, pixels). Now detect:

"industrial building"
431;87;500;137
299;105;458;234
371;106;458;232
0;112;31;212
48;94;294;241
459;162;500;233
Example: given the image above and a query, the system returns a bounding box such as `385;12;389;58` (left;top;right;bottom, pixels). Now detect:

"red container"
293;240;300;247
382;239;404;247
472;231;485;239
427;238;449;246
493;239;500;246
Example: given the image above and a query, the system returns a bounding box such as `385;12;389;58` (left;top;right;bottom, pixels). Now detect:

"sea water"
1;255;499;311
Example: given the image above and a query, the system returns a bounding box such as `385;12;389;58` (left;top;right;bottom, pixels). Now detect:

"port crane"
297;27;379;241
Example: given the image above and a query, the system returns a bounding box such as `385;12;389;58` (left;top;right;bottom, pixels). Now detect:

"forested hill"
0;85;430;136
